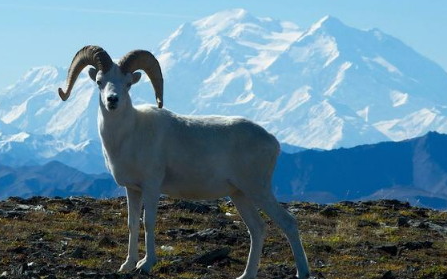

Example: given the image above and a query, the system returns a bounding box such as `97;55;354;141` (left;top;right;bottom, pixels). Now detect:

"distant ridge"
1;132;447;209
274;131;447;209
0;161;122;199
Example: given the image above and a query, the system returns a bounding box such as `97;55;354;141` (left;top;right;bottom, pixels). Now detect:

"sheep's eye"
97;80;102;86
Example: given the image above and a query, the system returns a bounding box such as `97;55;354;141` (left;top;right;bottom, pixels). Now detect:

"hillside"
274;132;447;210
0;196;446;279
0;161;122;199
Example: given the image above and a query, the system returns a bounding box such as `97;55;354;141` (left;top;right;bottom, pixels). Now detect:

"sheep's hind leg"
253;192;310;279
231;191;266;279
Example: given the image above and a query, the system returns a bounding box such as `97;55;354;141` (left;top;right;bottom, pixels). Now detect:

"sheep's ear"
131;72;142;84
88;68;98;81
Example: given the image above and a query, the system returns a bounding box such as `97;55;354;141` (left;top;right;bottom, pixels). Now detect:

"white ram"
58;45;310;279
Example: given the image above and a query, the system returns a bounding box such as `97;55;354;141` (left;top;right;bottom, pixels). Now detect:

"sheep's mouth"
107;102;118;110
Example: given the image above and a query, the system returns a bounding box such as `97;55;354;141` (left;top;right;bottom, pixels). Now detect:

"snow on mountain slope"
1;9;447;151
259;16;447;147
147;12;447;149
158;9;303;114
0;66;97;144
0;118;106;173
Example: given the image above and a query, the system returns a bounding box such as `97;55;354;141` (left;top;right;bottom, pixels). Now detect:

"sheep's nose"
107;95;118;104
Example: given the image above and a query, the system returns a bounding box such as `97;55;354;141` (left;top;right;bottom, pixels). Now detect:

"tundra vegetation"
0;196;446;279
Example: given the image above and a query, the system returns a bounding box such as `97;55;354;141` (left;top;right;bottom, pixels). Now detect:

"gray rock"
11;262;27;275
186;228;221;241
319;206;339;217
173;200;212;214
76;271;101;278
381;270;396;279
377;199;410;210
397;216;410;227
402;241;433;250
7;246;27;254
78;206;93;214
98;236;117;248
70;247;84;259
193;247;231;265
376;244;399;256
178;216;194;225
358;219;380;227
0;209;25;219
166;228;196;239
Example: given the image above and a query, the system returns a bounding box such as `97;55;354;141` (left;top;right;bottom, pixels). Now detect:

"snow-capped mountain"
1;9;447;152
158;11;447;149
0;118;105;173
264;16;447;148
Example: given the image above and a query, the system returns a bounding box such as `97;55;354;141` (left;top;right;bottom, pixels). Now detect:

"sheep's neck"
98;106;137;153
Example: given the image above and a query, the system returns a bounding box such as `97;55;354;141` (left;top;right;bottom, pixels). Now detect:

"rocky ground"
0;196;446;279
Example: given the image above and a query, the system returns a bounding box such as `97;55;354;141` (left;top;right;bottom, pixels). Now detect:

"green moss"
74;257;104;269
418;265;447;279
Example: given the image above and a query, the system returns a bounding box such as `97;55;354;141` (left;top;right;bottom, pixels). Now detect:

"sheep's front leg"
136;185;160;273
119;187;142;272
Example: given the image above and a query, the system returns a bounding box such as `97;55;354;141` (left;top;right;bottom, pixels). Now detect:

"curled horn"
119;50;164;108
58;45;113;101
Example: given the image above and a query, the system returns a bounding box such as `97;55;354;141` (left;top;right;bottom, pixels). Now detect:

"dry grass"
0;197;446;278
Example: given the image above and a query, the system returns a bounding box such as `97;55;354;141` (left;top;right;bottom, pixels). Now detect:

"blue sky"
1;0;446;89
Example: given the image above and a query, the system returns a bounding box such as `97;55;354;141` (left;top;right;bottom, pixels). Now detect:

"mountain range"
1;9;447;208
274;131;447;209
0;161;122;199
1;9;447;152
1;132;446;209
